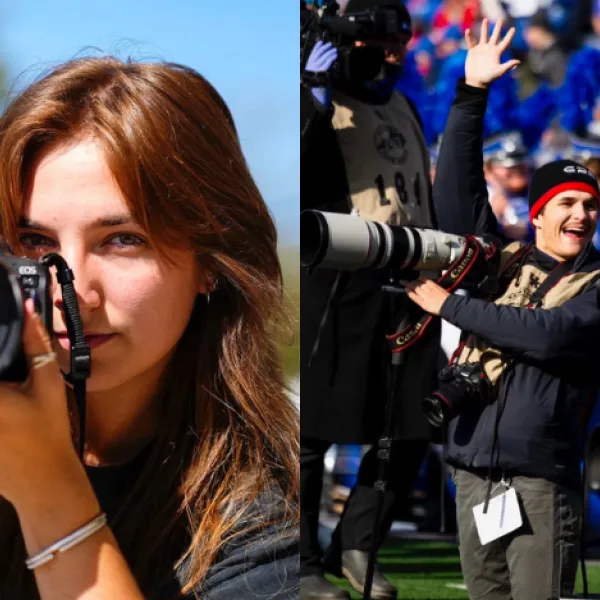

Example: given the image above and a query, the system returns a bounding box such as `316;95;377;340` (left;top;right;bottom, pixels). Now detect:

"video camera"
0;249;52;382
301;1;411;86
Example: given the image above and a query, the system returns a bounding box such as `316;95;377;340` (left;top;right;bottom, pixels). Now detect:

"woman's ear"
199;271;218;295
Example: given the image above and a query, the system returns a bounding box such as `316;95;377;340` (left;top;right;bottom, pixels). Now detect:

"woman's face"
20;139;204;393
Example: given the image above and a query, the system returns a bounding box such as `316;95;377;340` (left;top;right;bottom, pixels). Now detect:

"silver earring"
206;291;211;305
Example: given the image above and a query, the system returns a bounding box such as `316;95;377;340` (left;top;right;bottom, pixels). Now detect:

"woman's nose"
52;252;101;313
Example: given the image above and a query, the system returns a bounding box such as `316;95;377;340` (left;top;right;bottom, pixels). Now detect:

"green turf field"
326;540;600;599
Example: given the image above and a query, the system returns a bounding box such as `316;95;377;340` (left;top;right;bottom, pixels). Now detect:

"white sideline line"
445;582;467;590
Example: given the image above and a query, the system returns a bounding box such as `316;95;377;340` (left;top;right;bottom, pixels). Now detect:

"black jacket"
86;445;299;600
434;80;600;489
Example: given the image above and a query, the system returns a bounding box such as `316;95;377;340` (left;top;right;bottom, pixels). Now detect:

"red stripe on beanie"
529;181;600;222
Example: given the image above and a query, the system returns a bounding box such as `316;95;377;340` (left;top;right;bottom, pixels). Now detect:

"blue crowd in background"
396;0;600;245
399;0;599;145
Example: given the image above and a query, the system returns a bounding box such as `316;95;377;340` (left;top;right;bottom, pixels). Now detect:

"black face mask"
343;45;386;81
333;47;402;105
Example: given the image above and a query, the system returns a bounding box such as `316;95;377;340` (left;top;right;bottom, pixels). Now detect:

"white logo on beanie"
564;165;595;179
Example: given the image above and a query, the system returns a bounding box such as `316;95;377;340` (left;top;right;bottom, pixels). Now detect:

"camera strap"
386;235;499;354
526;259;574;308
448;243;531;368
40;253;91;459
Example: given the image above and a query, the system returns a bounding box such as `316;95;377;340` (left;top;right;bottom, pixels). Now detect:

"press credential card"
472;486;523;545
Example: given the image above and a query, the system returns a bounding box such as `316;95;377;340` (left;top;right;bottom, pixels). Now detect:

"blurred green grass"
327;540;600;599
279;246;299;379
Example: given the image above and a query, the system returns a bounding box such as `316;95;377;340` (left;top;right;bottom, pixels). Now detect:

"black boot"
300;574;351;600
340;550;397;600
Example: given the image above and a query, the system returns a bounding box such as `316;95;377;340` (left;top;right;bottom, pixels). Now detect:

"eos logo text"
19;266;37;275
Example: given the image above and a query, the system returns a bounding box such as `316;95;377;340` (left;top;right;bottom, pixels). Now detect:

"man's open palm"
464;18;520;88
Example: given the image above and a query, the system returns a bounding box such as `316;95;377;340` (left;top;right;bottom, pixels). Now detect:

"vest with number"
331;90;432;227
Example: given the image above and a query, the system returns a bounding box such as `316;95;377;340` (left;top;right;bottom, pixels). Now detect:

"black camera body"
0;253;52;382
422;362;488;429
301;1;404;86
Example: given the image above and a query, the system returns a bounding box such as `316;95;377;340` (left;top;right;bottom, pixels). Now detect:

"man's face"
414;49;433;77
488;163;529;195
524;24;553;51
532;190;599;261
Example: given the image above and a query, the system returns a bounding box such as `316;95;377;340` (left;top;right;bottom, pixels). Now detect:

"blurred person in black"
300;1;439;598
523;8;569;88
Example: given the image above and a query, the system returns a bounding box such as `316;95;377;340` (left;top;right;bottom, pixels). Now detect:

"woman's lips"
55;334;117;350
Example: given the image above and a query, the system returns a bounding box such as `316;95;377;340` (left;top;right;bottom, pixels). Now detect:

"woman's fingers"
21;298;62;399
22;299;52;351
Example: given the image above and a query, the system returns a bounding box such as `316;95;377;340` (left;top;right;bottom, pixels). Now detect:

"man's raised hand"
464;18;520;89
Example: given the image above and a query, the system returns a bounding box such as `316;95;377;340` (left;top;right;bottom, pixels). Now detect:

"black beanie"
528;159;600;221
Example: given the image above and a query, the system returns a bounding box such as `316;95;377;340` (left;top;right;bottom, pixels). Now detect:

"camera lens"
0;258;25;379
300;209;395;270
300;209;329;268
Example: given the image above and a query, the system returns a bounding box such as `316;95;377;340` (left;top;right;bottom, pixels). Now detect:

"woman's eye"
18;233;55;248
108;234;146;248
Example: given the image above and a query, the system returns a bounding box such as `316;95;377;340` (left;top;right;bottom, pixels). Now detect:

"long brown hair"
0;57;299;598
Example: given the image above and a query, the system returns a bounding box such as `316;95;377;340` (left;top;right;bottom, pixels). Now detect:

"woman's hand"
405;277;451;316
0;298;82;511
464;18;521;89
0;301;144;599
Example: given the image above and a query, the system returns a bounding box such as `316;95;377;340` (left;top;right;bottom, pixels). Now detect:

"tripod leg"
364;355;405;600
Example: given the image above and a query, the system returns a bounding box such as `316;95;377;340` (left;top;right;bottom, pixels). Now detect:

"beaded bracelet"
25;513;108;570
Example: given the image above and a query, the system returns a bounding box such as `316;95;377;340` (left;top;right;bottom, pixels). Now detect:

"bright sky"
0;1;299;243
